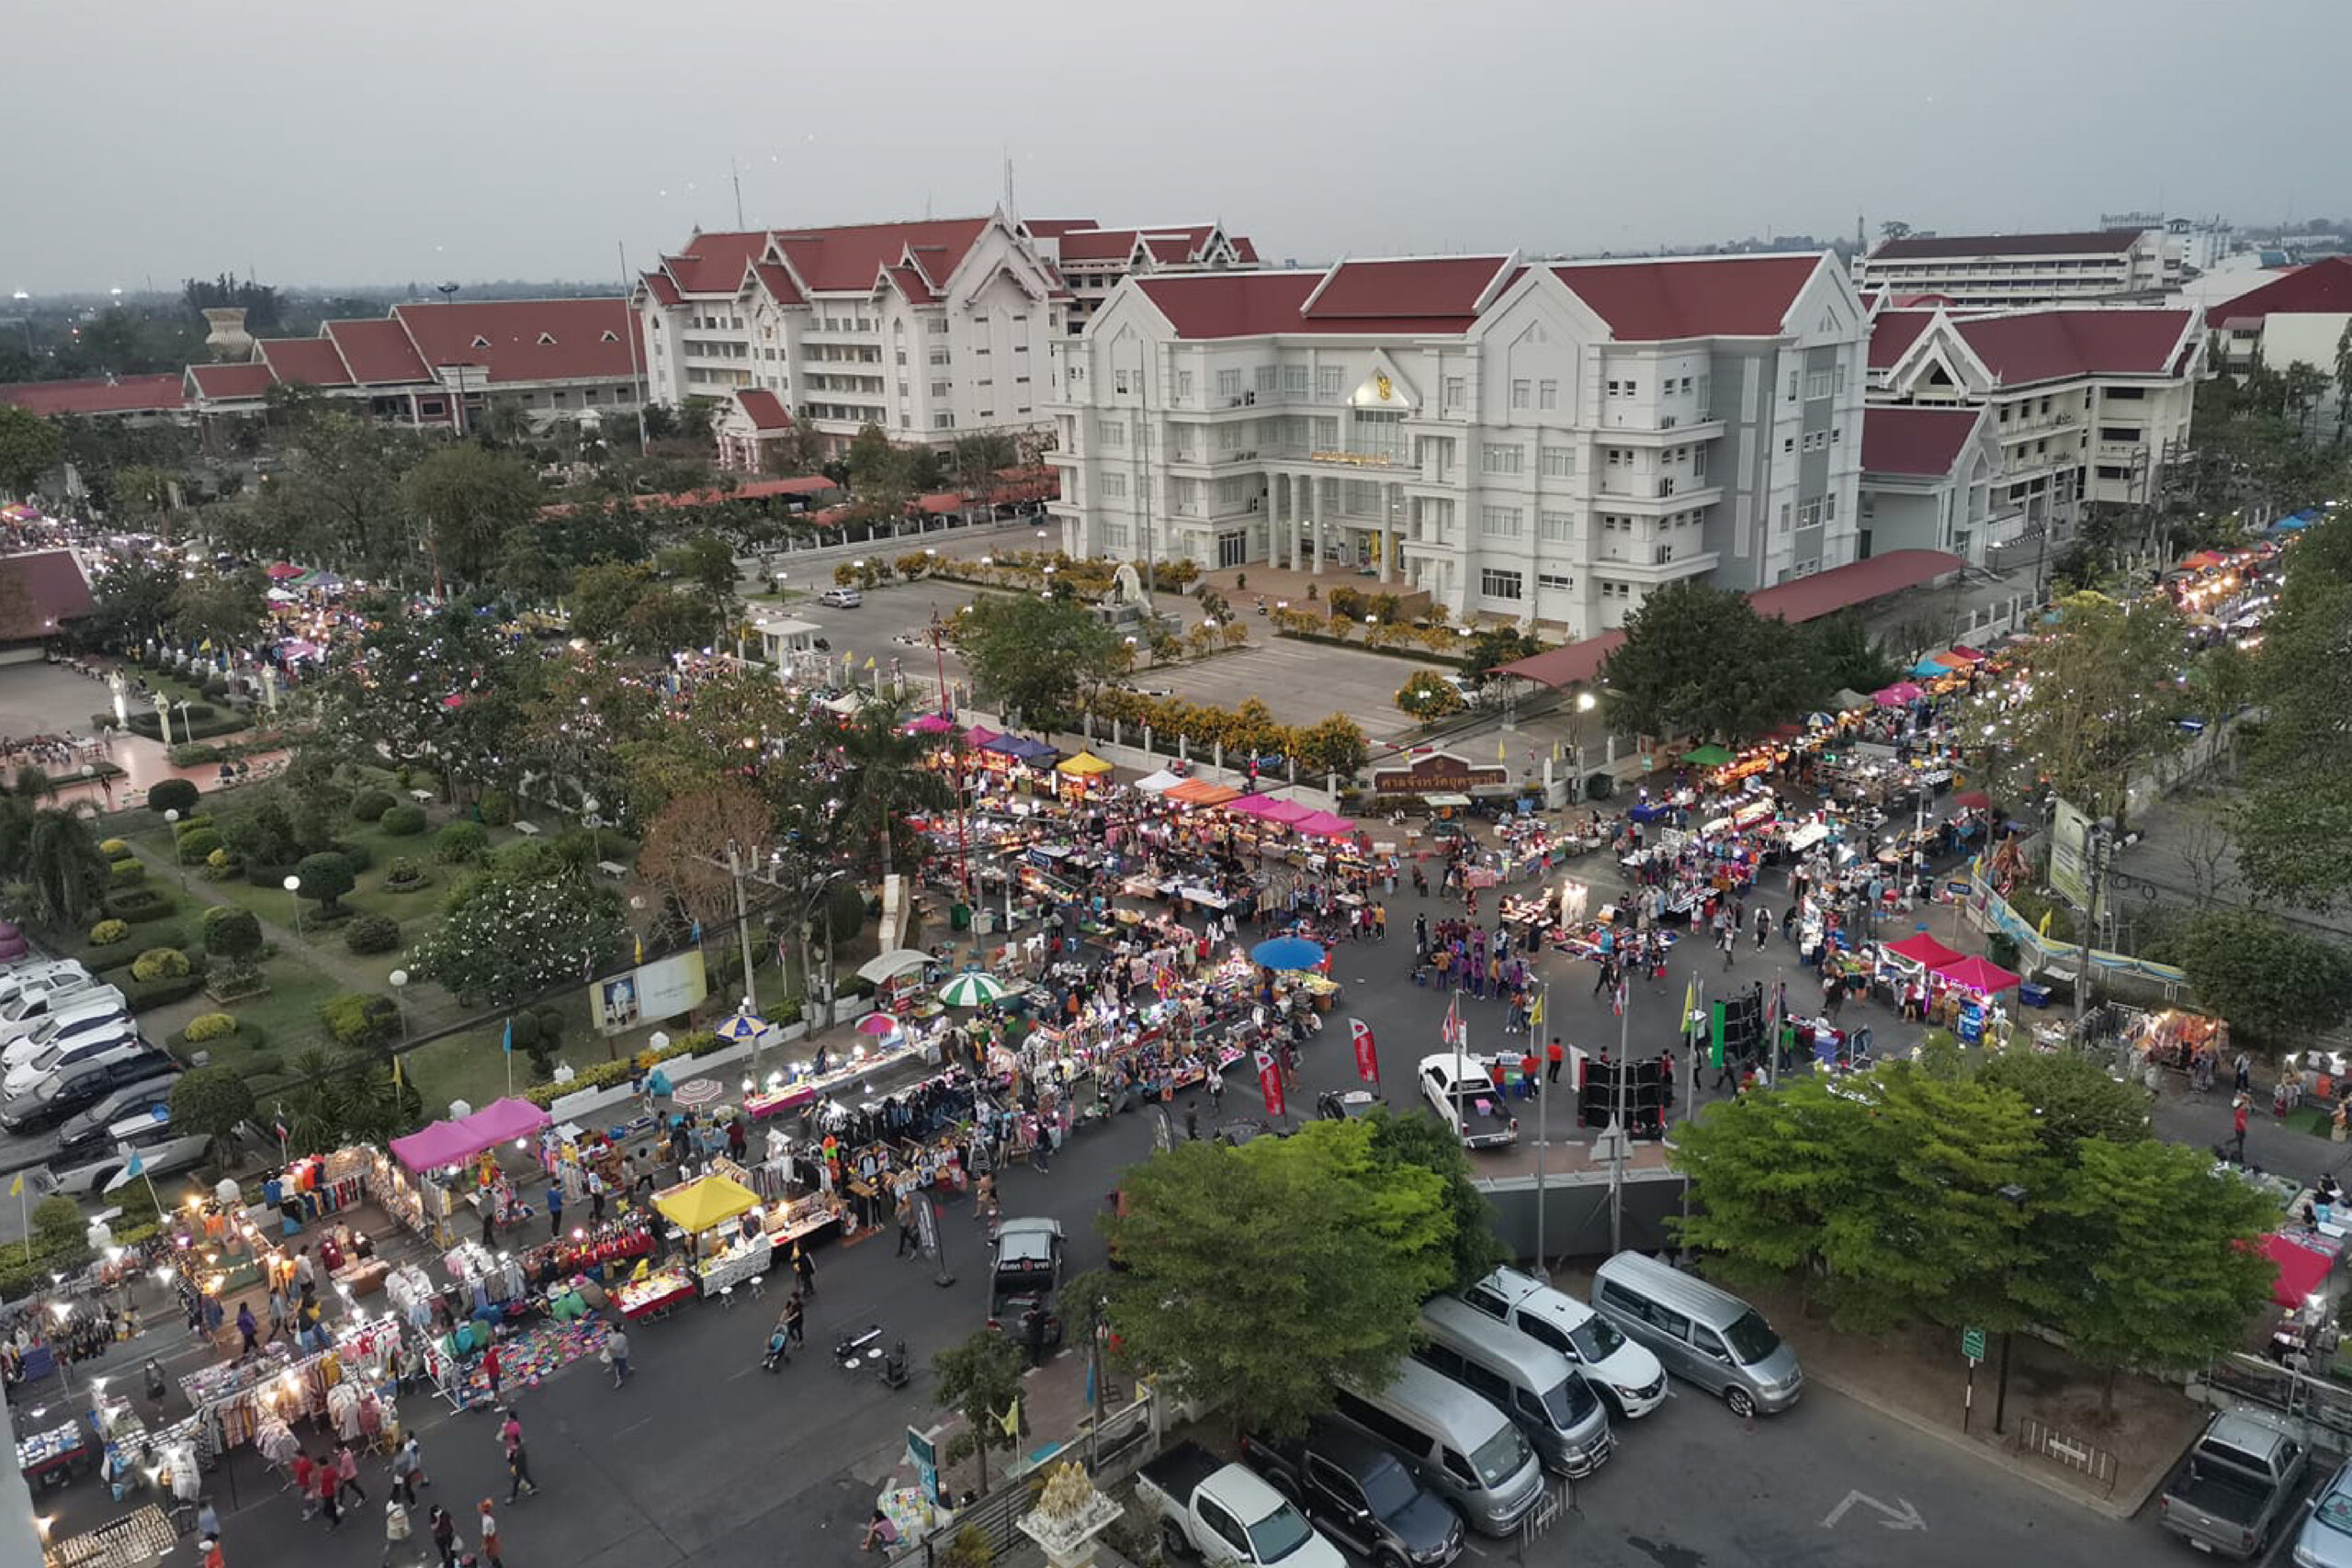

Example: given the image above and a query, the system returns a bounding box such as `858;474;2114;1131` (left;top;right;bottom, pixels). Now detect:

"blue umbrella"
1250;936;1327;972
716;1010;769;1041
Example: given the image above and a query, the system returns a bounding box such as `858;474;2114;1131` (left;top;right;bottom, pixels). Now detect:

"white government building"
1045;251;1870;636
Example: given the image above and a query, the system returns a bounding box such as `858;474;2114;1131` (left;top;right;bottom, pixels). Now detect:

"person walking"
390;1434;424;1506
293;1453;318;1520
499;1413;537;1501
1754;907;1770;951
2233;1094;2251;1162
335;1441;368;1506
235;1302;259;1360
476;1503;503;1568
793;1246;816;1297
893;1189;919;1258
313;1453;343;1531
783;1290;805;1350
545;1184;563;1242
427;1506;459;1568
382;1499;413;1568
481;1340;503;1407
605;1322;632;1387
1546;1036;1565;1085
1719;924;1736;972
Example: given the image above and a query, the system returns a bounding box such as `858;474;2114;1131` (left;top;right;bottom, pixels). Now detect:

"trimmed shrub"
169;813;213;839
98;838;129;857
319;992;399;1050
176;828;222;865
123;972;205;1010
89;919;131;947
102;887;175;924
379;803;427;836
478;791;514;828
147;779;198;816
345;914;401;956
294;851;356;911
201;907;264;964
382;857;428;892
350;790;397;824
130;947;191;982
184;1012;239;1043
108;858;145;886
435;821;487;864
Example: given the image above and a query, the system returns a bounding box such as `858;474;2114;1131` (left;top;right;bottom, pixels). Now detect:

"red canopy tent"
1884;931;1964;969
2260;1233;2333;1309
1933;954;2022;993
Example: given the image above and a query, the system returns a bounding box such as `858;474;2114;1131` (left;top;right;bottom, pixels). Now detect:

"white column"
1310;479;1325;575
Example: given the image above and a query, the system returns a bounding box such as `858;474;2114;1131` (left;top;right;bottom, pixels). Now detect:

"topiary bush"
184;1012;239;1043
102;887;175;924
204;847;240;880
147;779;198;816
98;838;129;858
381;856;428;892
130;947;192;983
319;992;400;1050
345;914;401;955
175;828;222;865
350;790;397;824
379;803;427;836
478;791;514;828
170;813;213;839
435;821;486;864
108;858;145;886
89;919;131;947
294;851;356;912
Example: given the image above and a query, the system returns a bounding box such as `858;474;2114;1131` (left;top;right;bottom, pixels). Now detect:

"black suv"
1244;1419;1464;1568
0;1047;176;1134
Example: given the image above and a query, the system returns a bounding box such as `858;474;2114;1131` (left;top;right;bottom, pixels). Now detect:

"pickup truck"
1136;1441;1349;1568
2157;1410;2308;1560
1242;1421;1464;1568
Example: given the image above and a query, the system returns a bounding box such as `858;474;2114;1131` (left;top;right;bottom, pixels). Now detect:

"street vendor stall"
857;948;940;1018
654;1172;770;1299
1054;750;1114;800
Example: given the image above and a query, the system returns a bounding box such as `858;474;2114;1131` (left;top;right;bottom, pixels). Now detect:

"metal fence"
2209;1353;2352;1447
2012;1416;2120;1495
1517;1480;1575;1551
897;1391;1159;1568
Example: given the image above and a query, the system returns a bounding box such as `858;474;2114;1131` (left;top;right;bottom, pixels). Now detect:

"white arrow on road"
1820;1490;1927;1530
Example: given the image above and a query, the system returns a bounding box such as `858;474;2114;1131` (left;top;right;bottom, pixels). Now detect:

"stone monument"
1016;1461;1123;1568
201;308;255;363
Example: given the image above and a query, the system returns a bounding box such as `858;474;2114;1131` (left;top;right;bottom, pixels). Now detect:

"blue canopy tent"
980;734;1058;762
2269;509;2321;533
1909;656;1952;679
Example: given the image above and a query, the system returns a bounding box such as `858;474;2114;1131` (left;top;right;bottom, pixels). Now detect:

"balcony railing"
1263;442;1418;469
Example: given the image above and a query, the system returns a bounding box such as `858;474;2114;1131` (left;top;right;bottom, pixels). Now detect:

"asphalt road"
56;833;2188;1568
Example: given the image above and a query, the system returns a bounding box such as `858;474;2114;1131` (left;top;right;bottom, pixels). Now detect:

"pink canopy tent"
1217;795;1283;819
1294;811;1356;838
1932;954;2021;994
266;562;305;581
1883;931;1964;969
389;1097;554;1175
962;726;1000;746
1873;682;1925;706
905;712;956;735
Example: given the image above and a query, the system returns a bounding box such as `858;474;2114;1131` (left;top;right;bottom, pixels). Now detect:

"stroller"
762;1320;793;1372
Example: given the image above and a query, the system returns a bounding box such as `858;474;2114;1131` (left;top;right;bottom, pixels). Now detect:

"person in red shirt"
292;1453;316;1520
313;1453;343;1531
482;1340;502;1406
1519;1052;1539;1100
1546;1037;1565;1085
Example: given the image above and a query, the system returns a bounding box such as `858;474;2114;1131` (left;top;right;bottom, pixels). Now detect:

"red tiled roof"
324;317;432;384
916;491;965;515
1869;309;1938;369
1305;256;1513;321
257;337;353;388
1861;407;1984;478
732;389;792;433
0;549;94;639
186;362;275;401
749;262;803;307
1135;272;1322;338
885;265;937;304
537;474;837;519
770;218;990;294
1231;237;1261;265
1870;230;2143;262
1142;226;1217;264
2205;256;2352;324
1554;254;1821;340
0;374;184;417
391;298;639;385
639;269;683;308
1951;308;2196;385
1492;631;1624;689
662;231;769;295
1057;228;1140;264
1022;219;1098;239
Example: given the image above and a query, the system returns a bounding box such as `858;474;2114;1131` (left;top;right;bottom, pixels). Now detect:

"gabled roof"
1869;229;2144;262
748;261;804;307
185;362;275;401
324;317;433;384
1134;272;1323;338
1141;225;1219;264
884;265;938;304
0;550;94;639
1868;309;1938;369
1552;254;1822;341
390;298;638;384
2209;255;2352;325
1057;228;1142;264
769;217;991;294
732;388;792;433
1951;308;2198;385
1021;218;1098;239
638;269;683;308
1861;406;1984;478
1231;237;1261;265
257;337;354;388
1303;255;1516;323
0;374;184;417
660;231;770;296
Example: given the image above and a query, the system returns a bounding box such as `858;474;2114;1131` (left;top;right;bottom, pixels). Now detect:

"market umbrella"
654;1174;758;1234
1884;931;1963;970
1910;656;1953;679
1293;811;1357;838
905;712;956;735
266;562;304;581
1873;682;1925;706
1954;789;1992;810
938;971;1012;1008
855;1013;901;1036
1681;744;1736;768
1057;751;1114;776
1250;936;1326;971
1932;954;2021;994
715;1010;769;1042
1258;797;1317;826
669;1077;725;1109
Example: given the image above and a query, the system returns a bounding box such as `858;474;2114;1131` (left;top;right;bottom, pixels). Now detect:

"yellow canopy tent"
1056;751;1114;776
654;1174;759;1234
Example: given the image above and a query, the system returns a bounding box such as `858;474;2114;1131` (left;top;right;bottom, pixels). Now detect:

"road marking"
1820;1490;1926;1531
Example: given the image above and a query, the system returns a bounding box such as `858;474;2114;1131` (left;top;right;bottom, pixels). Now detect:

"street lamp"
1994;1181;2030;1434
80;761;113;813
282;874;302;939
388;969;410;1044
164;809;188;892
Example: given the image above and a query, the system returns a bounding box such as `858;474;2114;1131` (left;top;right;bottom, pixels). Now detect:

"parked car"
817;587;863;607
1136;1439;1348;1568
1418;1055;1518;1150
0;1047;175;1134
2159;1410;2308;1561
1453;1265;1667;1420
1589;1251;1802;1418
4;1014;141;1099
2293;1454;2352;1568
1243;1419;1464;1568
0;960;89;1006
0;972;108;1044
50;1078;178;1159
3;990;129;1070
44;1108;209;1197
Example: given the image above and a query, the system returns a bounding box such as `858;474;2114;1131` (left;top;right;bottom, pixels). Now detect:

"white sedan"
1419;1054;1520;1150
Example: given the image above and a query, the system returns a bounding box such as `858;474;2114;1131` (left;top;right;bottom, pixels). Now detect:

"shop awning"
655;1174;760;1235
1831;688;1871;711
1165;780;1239;806
1909;656;1954;679
1884;931;1964;969
1134;770;1183;794
1294;811;1357;838
855;948;933;983
1932;954;2020;993
390;1097;554;1175
982;734;1057;762
1682;745;1736;767
1873;682;1925;706
2261;1233;2335;1307
1424;794;1472;809
906;712;956;735
963;726;1001;745
1945;646;1987;663
1057;751;1114;776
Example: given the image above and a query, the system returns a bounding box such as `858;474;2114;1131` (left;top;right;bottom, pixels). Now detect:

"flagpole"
1610;981;1629;1254
1532;979;1551;1281
16;1180;27;1265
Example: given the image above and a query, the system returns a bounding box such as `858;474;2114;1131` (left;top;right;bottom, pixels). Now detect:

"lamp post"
282;874;302;940
388;969;410;1044
81;761;113;813
163;809;187;893
1994;1181;2030;1434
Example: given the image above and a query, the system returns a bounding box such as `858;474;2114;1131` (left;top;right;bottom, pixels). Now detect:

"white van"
1454;1266;1668;1419
1329;1358;1545;1537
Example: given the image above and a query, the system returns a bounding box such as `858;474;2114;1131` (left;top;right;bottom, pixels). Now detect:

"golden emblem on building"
1374;372;1394;401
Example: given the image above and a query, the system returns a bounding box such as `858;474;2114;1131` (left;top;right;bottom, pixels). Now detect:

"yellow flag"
864;655;876;671
1528;989;1544;1028
635;932;645;964
997;1398;1021;1438
391;1057;403;1091
1498;739;1508;761
1681;976;1696;1028
7;1172;20;1199
2038;908;2052;938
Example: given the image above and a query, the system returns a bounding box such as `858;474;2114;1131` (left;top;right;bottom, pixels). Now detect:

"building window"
1317;366;1343;399
1825;494;1838;521
1782;436;1795;455
1538;571;1574;592
1690;447;1707;479
1478;505;1522;538
1778;502;1792;534
1114;369;1131;394
1480;443;1523;475
1216;368;1243;400
1098;418;1126;446
1539;511;1575;543
930;380;950;398
1786;370;1800;400
1442;377;1465;411
1833;365;1848;395
1604;447;1630;468
1479;568;1524;602
933;412;954;429
1510;379;1531;410
1102;472;1128;498
1798;500;1823;527
1256;365;1277;393
1538;379;1558;411
1283;365;1308;396
1176;371;1193;400
1805;370;1831;400
1540;446;1574;478
929;348;950;366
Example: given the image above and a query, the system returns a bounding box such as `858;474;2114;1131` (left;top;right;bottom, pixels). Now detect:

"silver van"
1329;1358;1545;1536
1416;1296;1611;1477
1589;1251;1803;1418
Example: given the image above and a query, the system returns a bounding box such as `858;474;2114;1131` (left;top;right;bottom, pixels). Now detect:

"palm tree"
21;807;107;929
835;693;951;893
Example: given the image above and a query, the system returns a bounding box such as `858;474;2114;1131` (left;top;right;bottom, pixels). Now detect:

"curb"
1801;1359;2162;1521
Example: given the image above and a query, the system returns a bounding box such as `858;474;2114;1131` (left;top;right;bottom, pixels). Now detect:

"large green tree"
18;807;108;929
235;412;421;577
2235;514;2352;909
0;406;66;495
400;443;543;587
1598;580;1828;741
413;847;623;1008
2150;908;2352;1047
169;565;270;651
836;693;950;890
84;558;180;649
1361;1109;1510;1290
947;593;1119;727
318;593;544;798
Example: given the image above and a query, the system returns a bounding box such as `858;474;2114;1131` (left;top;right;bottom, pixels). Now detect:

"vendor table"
696;1234;773;1298
614;1267;695;1322
17;1420;96;1487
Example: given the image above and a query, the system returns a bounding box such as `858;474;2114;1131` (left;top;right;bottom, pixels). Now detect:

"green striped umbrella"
938;971;1012;1008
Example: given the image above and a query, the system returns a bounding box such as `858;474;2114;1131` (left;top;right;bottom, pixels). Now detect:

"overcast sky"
8;0;2346;297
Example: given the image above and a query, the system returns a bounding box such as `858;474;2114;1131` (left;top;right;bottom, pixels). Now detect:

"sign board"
905;1427;941;1506
1962;1326;1986;1363
592;951;710;1035
1370;750;1509;796
2049;798;2091;908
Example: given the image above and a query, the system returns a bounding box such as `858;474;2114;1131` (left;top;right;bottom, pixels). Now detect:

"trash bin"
951;902;971;931
2018;982;2052;1009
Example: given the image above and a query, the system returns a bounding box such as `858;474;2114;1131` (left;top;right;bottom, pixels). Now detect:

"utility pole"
726;842;760;1016
1609;982;1630;1254
1532;978;1551;1280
